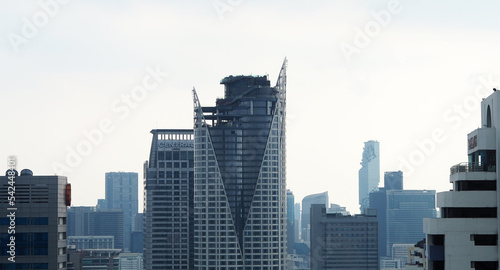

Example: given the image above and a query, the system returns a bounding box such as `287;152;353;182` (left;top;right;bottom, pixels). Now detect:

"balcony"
450;162;496;175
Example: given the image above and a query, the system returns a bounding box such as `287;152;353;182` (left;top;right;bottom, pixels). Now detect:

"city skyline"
3;1;500;214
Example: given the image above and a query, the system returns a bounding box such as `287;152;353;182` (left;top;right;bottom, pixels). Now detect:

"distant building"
301;191;328;245
130;231;143;254
359;140;380;212
143;129;194;270
67;248;120;270
119;253;143;270
424;90;500;269
369;187;388;258
294;203;301;242
392;243;414;266
328;203;350;215
68;235;114;249
386;190;436;257
384;171;403;191
287;189;295;254
310;204;378;270
67;207;124;250
105;172;138;252
0;170;70;269
406;239;426;269
97;199;107;210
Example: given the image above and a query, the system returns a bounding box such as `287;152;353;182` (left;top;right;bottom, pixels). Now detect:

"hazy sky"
2;0;500;214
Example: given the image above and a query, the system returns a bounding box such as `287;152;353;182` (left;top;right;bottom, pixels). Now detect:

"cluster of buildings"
2;61;500;269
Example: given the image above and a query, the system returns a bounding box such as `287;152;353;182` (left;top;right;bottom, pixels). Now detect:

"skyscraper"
287;189;295;255
301;191;328;245
424;90;500;269
105;172;138;252
384;171;403;191
143;129;194;270
359;140;380;211
192;59;287;268
386;190;436;257
0;169;70;269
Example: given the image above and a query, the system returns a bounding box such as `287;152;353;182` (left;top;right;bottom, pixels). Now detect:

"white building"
119;253;143;270
424;90;500;269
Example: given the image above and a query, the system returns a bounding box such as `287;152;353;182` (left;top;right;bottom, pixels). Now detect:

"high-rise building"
384;170;403;191
301;191;328;245
0;169;70;269
359;140;380;211
369;187;388;258
119;253;144;270
68;236;114;249
67;248;120;270
310;204;378;270
67;207;124;250
387;190;436;257
105;172;138;252
287;189;295;255
294;203;301;244
192;59;288;268
424;90;500;269
143;129;194;270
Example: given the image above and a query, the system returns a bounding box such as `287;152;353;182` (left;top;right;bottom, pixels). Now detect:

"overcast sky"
2;0;500;214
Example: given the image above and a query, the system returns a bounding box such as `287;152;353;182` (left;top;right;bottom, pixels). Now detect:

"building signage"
468;135;477;150
158;140;194;149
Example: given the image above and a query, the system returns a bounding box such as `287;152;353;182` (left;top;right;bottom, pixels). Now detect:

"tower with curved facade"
193;59;287;269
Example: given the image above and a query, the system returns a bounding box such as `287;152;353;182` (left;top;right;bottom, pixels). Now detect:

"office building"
0;170;70;269
143;129;194;270
328;203;350;215
384;171;403;191
192;60;288;268
386;190;436;257
68;235;114;249
287;189;295;254
310;204;378;270
67;248;120;270
301;191;328;245
119;253;143;270
67;206;95;237
294;203;301;243
105;172;138;252
424;90;500;269
359;140;380;211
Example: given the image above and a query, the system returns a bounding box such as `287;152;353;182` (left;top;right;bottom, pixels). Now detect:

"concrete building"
328;203;350;215
0;169;70;269
359;140;380;212
301;191;329;245
119;253;143;270
68;236;114;249
192;60;288;268
105;172;138;252
310;204;378;270
143;129;194;270
385;171;403;191
67;248;120;270
424;90;500;269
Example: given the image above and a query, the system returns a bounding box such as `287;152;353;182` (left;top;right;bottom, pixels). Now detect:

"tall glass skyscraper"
105;172;138;252
301;191;329;245
192;59;287;269
359;140;380;212
287;189;295;255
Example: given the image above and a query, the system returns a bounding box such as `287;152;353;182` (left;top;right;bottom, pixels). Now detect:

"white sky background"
1;0;500;214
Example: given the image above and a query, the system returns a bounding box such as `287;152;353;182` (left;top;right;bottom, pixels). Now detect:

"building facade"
192;60;288;269
301;191;329;245
424;90;500;269
68;235;114;249
143;129;194;270
287;189;295;255
387;190;436;257
359;140;380;212
310;204;378;270
0;170;70;269
105;172;138;252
